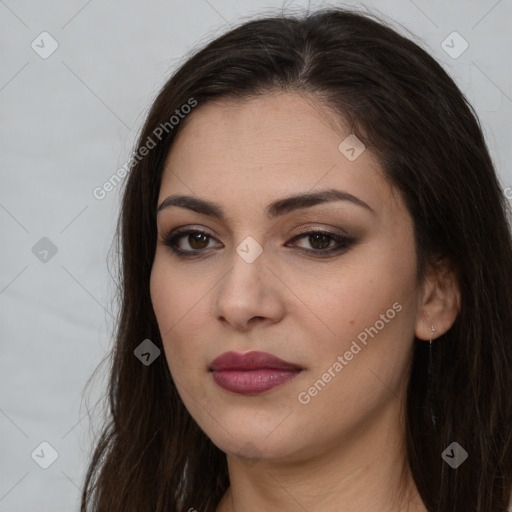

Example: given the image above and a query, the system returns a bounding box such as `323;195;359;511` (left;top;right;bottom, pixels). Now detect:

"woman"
80;6;512;512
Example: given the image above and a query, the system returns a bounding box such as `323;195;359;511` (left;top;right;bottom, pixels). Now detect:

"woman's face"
150;91;422;463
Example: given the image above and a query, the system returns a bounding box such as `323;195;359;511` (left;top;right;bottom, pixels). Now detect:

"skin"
150;91;460;512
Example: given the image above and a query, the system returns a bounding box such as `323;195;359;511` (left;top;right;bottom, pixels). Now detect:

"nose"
213;244;286;331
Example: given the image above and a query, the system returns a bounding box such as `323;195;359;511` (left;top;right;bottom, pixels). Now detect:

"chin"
200;414;303;463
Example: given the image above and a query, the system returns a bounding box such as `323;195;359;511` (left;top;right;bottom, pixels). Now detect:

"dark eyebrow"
156;188;376;218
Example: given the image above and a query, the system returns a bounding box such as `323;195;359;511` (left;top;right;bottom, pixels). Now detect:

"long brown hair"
81;6;512;511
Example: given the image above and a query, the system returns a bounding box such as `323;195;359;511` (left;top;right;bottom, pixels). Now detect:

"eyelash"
162;228;355;258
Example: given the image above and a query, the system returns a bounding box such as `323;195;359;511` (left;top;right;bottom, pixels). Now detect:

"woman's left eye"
288;230;354;253
162;228;355;257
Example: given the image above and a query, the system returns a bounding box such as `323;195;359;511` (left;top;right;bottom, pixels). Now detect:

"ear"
415;256;461;341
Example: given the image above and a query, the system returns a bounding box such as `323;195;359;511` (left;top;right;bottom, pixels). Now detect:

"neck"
216;396;427;512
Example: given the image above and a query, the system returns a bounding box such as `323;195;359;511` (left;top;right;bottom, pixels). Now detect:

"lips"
209;350;303;371
209;351;303;395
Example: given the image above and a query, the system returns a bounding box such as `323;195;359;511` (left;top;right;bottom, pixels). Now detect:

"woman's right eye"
162;229;220;256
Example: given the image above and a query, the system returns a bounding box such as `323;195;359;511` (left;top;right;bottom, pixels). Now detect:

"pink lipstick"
209;350;303;395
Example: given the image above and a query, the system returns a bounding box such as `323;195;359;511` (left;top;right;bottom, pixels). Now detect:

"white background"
1;0;511;510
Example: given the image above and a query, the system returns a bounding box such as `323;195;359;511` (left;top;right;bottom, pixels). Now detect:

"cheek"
296;248;416;350
150;254;206;333
291;275;417;447
296;232;419;401
341;224;417;329
149;255;212;379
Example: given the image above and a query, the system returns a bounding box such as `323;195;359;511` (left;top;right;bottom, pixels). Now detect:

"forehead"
165;91;349;170
158;92;400;219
